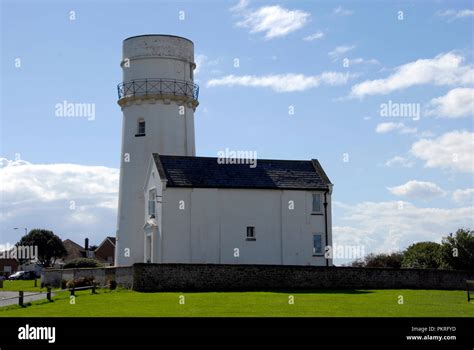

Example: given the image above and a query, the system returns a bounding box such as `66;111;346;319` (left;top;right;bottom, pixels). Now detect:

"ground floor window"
246;226;256;241
313;234;323;255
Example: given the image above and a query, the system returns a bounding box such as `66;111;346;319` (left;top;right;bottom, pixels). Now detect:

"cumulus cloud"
387;180;446;199
350;52;474;98
333;201;474;258
452;188;474;205
303;31;325;41
426;87;474;118
375;122;417;134
384;156;414;168
207;72;354;92
0;158;119;245
234;4;310;39
410;130;474;173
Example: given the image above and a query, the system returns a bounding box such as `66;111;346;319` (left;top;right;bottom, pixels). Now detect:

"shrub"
66;276;96;289
108;280;117;290
63;258;103;269
351;252;404;268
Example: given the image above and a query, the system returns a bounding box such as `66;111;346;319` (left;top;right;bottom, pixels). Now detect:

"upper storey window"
136;119;146;136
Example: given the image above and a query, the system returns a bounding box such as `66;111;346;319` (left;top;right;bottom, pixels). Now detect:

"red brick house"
94;237;116;265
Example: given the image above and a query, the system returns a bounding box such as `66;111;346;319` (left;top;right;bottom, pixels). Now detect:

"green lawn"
1;279;43;292
0;288;473;317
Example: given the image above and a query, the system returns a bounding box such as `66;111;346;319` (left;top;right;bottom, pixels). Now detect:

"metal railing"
117;78;199;101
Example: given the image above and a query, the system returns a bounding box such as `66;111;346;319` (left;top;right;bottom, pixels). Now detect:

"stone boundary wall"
132;263;474;292
41;263;474;292
41;266;133;289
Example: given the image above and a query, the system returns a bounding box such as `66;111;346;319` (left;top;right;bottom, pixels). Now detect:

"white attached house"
114;34;334;266
142;154;333;266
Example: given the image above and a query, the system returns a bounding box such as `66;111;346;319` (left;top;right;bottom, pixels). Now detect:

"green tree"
16;229;67;267
401;242;443;269
440;228;474;270
351;252;404;268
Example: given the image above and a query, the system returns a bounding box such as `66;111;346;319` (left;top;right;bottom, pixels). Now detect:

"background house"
57;237;116;267
0;255;19;278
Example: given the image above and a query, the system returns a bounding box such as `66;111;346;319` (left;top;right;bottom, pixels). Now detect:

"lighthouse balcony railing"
117;79;199;101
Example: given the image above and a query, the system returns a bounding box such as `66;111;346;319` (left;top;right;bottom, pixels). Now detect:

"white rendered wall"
156;185;332;266
115;35;197;266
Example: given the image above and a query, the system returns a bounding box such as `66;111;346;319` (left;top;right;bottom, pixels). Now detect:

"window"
137;119;146;136
313;234;323;255
312;193;322;213
148;189;156;217
246;226;256;241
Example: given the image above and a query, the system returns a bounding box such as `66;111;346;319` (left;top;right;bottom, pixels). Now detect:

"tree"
351;252;404;268
440;228;474;270
401;242;443;269
16;229;67;268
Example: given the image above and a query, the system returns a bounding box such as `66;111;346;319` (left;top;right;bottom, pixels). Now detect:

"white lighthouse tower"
115;35;198;266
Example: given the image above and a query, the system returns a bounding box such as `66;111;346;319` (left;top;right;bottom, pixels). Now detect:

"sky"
0;0;473;264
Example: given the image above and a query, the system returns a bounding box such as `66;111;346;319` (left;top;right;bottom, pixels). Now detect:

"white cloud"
348;57;380;65
426;87;474;118
410;130;474;173
375;122;417;134
303;31;325;41
235;4;310;39
333;6;353;16
452;188;474;204
207;72;354;92
384;156;414;168
194;54;207;75
333;200;474;257
230;0;250;12
328;45;355;61
0;158;118;245
350;52;474;98
194;54;220;76
387;180;446;199
437;9;474;20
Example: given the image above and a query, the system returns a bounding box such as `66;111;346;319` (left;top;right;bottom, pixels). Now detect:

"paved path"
0;291;50;307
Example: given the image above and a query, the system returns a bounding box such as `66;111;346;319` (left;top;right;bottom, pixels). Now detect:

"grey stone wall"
41;266;133;289
41;263;474;292
132;263;474;292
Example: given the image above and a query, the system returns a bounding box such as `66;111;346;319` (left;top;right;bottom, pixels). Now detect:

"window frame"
246;226;256;241
311;193;323;215
312;233;324;256
148;189;156;218
136;119;146;137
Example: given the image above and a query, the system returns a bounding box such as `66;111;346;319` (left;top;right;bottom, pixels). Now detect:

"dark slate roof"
153;154;331;190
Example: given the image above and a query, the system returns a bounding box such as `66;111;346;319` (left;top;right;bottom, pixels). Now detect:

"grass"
0;287;473;317
1;279;43;292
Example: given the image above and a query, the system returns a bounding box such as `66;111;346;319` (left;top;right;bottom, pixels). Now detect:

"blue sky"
1;0;473;262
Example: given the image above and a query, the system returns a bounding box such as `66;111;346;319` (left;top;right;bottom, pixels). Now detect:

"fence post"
19;291;24;306
92;283;96;295
34;278;37;287
70;287;75;297
47;287;52;302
